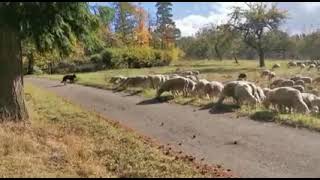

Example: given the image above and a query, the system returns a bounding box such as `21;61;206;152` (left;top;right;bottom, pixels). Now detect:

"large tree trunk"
0;25;28;121
258;49;265;67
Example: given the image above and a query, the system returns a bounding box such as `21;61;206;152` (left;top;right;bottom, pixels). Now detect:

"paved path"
26;77;320;178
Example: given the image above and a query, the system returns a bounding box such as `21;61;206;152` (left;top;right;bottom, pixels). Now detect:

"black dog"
61;74;77;85
238;73;247;80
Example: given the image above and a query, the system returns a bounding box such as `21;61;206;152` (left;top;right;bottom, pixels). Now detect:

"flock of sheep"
109;60;320;115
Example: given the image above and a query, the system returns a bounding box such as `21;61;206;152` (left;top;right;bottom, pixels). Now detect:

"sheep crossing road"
26;77;320;178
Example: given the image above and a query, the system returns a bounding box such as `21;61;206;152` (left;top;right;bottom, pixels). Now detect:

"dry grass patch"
0;84;232;177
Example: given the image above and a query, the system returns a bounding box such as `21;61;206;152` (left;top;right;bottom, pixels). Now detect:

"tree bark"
27;53;34;75
258;49;265;67
214;44;222;61
0;25;28;121
233;52;239;64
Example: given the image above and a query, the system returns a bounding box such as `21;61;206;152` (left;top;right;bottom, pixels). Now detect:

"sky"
91;2;320;37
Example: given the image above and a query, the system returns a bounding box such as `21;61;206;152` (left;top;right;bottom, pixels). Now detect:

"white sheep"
279;80;295;87
117;75;150;89
204;81;224;99
292;85;305;93
156;77;190;97
308;64;316;70
261;69;271;78
294;80;305;87
268;72;276;80
288;61;297;68
193;79;210;98
272;64;281;70
263;87;310;114
300;76;312;84
301;93;318;109
110;75;127;84
270;78;286;88
217;81;261;106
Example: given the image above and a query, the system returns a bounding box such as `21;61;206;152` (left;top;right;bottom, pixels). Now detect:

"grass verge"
0;84;234;177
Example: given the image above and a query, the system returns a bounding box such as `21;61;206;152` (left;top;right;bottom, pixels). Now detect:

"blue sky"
91;2;320;37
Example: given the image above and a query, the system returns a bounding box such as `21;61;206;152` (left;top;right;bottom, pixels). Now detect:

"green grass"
37;59;320;132
0;84;233;178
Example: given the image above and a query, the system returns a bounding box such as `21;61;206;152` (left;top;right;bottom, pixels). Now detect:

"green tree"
113;2;137;46
0;2;99;121
228;2;287;67
155;2;180;49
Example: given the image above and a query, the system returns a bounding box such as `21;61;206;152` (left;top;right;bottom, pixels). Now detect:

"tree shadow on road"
137;95;174;105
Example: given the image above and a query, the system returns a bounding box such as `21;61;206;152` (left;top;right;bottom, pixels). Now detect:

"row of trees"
178;3;291;67
178;3;320;65
89;2;181;49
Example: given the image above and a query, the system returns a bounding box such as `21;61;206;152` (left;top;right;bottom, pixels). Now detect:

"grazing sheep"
217;81;260;106
204;81;224;99
184;79;197;96
294;79;305;86
270;78;286;88
194;79;210;98
313;77;320;84
185;75;199;82
110;75;127;84
238;73;247;80
234;82;259;105
300;76;312;84
288;61;297;68
301;93;318;109
263;87;310;114
308;64;316;70
268;72;276;80
290;75;302;82
272;64;281;70
292;85;305;93
156;77;190;97
117;75;150;89
279;80;295;87
192;70;200;76
300;63;306;69
261;69;271;78
311;97;320;111
148;75;166;89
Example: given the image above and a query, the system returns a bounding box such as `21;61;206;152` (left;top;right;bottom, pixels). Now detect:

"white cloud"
174;2;247;37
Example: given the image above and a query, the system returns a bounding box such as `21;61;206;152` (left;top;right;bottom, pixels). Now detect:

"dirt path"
26;77;320;178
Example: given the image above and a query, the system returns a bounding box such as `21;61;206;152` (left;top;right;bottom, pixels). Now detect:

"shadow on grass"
249;110;277;123
137;95;174;105
208;103;240;114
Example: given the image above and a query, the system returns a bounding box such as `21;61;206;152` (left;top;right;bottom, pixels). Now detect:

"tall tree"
228;2;287;67
133;6;151;47
113;2;137;46
0;2;99;121
155;2;180;49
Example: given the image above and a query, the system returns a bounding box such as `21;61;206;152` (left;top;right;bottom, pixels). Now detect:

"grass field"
0;84;232;178
37;59;320;132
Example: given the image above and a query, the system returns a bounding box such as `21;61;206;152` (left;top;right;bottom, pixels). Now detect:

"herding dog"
61;74;77;85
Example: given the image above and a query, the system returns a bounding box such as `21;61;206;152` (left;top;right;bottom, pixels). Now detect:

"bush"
99;47;185;69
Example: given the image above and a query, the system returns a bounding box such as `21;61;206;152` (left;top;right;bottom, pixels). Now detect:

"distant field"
0;84;229;177
37;59;320;132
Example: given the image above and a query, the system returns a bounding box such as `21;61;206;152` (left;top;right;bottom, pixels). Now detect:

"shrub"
99;47;184;69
